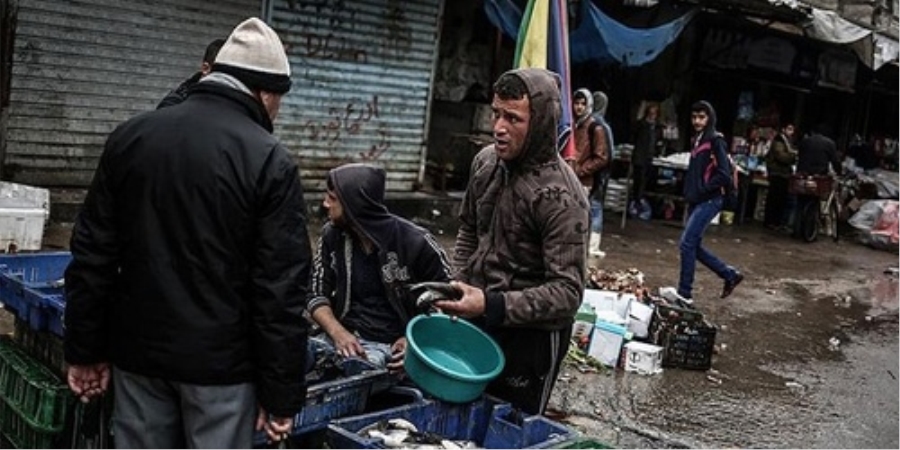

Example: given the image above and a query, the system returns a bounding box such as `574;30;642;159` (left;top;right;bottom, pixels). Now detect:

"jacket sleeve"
250;145;312;418
307;226;338;315
706;138;734;193
415;232;453;283
773;140;796;165
64;135;121;365
828;141;842;175
493;184;587;326
453;149;493;283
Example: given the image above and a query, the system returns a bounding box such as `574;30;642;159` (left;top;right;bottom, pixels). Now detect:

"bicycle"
790;174;854;243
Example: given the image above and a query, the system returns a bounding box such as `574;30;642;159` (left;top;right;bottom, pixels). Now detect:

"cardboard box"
583;289;635;322
587;318;631;368
623;341;663;375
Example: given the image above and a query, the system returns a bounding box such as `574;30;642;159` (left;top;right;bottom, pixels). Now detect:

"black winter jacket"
307;164;452;336
156;71;201;109
64;80;312;417
683;102;733;205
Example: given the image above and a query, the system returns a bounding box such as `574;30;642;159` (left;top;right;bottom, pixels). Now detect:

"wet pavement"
545;220;899;449
6;215;899;449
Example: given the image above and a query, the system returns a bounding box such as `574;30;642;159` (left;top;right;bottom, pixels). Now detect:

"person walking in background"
307;163;452;372
631;101;662;208
157;38;226;109
764;122;797;231
437;68;588;415
572;88;610;259
674;101;743;304
64;18;310;448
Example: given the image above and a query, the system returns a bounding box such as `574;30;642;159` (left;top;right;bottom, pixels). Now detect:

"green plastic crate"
0;400;57;449
0;337;73;442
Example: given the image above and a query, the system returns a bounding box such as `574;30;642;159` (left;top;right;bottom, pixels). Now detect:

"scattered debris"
766;289;776;295
706;375;723;385
828;337;841;351
785;381;804;390
888;370;897;380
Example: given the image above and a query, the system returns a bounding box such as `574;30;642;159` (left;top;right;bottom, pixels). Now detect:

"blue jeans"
678;197;736;298
590;197;603;233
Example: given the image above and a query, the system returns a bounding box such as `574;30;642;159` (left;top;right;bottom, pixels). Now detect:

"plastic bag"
848;200;899;250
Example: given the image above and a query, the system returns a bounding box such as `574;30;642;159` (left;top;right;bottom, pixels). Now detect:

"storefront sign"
817;49;857;92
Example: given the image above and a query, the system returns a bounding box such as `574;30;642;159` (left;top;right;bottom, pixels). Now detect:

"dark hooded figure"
436;68;589;415
307;163;452;371
674;101;743;304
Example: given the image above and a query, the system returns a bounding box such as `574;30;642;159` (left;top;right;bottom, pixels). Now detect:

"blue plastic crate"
0;253;71;335
252;358;391;446
327;396;578;449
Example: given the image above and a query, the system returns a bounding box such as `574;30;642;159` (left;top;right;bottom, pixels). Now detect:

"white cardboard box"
627;301;655;339
587;317;630;368
623;341;663;375
583;289;635;322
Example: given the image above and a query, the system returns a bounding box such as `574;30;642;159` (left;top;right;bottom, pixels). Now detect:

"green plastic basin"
404;314;505;403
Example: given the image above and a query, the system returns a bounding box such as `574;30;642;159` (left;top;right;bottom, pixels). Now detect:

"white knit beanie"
213;17;292;94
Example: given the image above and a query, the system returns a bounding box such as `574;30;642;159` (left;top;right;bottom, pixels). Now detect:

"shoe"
659;286;693;306
721;272;744;299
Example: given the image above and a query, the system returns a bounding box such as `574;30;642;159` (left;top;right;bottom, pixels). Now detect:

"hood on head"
328;163;390;233
692;100;718;141
574;88;593;125
500;68;562;167
592;91;608;116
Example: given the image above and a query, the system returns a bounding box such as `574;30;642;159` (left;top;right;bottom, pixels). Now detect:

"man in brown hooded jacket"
436;68;589;415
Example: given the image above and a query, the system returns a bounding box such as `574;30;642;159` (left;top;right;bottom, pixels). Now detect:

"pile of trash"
568;267;718;376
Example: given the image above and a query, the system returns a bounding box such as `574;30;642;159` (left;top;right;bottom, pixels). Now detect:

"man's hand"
255;407;293;443
329;327;366;359
386;337;407;373
66;363;110;403
434;281;485;318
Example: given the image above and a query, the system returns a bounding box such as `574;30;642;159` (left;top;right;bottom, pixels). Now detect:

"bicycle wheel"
799;200;819;242
829;198;840;242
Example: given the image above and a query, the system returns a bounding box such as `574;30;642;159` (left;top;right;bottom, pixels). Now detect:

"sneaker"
659;286;693;306
721;272;744;299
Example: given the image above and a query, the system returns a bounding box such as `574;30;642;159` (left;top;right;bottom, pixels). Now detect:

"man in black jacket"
64;18;310;448
797;125;841;176
307;163;452;371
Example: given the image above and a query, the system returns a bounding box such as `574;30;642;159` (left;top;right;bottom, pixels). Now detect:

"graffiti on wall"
300;95;392;161
288;0;412;64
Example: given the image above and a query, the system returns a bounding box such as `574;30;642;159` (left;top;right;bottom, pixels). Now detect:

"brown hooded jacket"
452;68;589;331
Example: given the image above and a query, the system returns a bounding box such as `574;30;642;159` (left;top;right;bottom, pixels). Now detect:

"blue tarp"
485;0;697;67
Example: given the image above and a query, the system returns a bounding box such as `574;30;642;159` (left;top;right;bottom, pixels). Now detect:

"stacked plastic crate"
0;253;73;448
0;337;72;448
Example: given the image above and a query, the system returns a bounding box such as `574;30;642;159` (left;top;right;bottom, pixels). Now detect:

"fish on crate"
357;418;479;449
